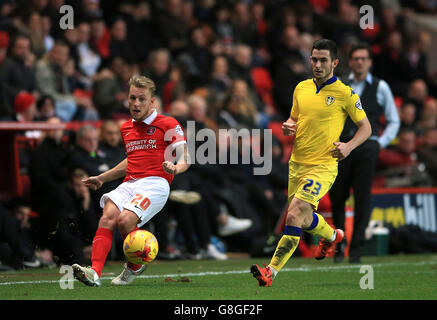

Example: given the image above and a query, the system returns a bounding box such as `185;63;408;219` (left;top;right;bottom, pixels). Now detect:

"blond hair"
128;75;156;96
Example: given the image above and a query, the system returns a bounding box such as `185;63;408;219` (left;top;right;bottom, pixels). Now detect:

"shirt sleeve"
164;117;186;149
290;85;299;120
376;80;401;148
344;86;367;123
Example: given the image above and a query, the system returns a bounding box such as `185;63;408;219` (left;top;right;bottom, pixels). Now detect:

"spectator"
92;56;129;119
90;16;110;59
0;33;37;113
54;168;98;265
69;124;111;211
415;109;437;137
377;128;429;187
177;26;213;88
399;103;417;130
273;54;308;120
41;14;54;53
35;95;56;121
218;79;259;129
0;91;37;123
35;40;78;121
98;120;125;192
141;48;171;100
373;31;410;96
0;200;41;270
29;116;69;250
69;124;108;178
212;4;233;46
77;21;102;80
404;79;430;122
228;44;255;89
417;127;437;185
231;1;257;47
209;55;232;100
155;0;189;55
271;25;303;71
109;18;137;64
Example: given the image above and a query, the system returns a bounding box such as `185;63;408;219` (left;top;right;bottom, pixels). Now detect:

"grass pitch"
0;253;436;300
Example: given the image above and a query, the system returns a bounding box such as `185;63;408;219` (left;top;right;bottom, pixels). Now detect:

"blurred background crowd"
1;0;437;270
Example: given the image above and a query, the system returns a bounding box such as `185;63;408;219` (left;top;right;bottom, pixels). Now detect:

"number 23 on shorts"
302;179;322;196
130;194;151;210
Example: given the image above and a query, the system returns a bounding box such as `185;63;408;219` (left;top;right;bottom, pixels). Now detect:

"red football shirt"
120;110;186;184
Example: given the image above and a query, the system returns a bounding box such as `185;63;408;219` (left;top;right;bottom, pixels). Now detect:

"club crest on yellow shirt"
325;96;335;106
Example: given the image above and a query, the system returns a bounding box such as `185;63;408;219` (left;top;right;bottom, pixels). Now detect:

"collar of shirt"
132;109;157;126
347;72;373;85
313;75;337;93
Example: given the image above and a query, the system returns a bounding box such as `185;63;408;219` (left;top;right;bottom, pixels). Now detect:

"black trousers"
329;139;380;258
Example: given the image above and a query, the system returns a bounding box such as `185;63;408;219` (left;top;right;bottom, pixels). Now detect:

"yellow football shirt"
290;76;367;166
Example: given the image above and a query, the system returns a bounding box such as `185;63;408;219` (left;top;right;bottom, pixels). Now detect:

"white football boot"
111;264;147;286
72;264;101;287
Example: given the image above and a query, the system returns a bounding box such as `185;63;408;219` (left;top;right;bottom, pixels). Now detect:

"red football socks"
91;227;114;277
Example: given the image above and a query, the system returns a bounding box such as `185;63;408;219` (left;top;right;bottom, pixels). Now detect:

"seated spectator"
109;18;137;64
69;124;112;211
403;79;430;122
35;40;77;121
399;102;417;130
218;79;259;129
228;44;255;89
415;109;437;137
417;127;437;186
92;56;129;119
54;168;98;265
15;11;46;59
0;33;37;113
208;55;232;100
141;48;171;100
423;97;437;116
0;200;41;270
9;91;38;123
187;93;217;131
76;21;101;80
98;120;125;191
69;124;108;178
176;26;213;88
35;94;56;121
377;128;429;187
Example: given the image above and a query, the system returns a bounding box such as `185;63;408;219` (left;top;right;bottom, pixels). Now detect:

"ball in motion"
123;230;159;265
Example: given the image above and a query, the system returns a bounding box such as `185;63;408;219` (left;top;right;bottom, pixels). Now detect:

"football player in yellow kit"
251;39;371;287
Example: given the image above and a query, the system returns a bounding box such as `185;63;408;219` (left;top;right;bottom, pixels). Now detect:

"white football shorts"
100;176;170;228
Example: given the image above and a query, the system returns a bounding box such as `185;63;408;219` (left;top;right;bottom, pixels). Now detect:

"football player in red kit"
72;75;190;286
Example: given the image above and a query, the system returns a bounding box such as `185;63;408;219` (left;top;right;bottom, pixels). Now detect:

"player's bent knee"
98;199;120;230
117;210;140;235
286;198;312;226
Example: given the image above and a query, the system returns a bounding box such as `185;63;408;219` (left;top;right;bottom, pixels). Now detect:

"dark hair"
36;95;55;111
311;39;338;60
349;42;373;60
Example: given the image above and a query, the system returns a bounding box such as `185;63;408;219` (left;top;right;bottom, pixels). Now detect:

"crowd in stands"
1;0;437;270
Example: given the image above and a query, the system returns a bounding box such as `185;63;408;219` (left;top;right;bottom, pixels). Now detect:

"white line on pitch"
0;260;435;286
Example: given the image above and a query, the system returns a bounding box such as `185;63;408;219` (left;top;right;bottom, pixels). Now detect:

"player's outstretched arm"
162;143;190;175
82;158;128;190
330;117;371;161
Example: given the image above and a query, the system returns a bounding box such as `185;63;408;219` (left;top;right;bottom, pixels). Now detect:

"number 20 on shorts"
130;194;151;210
302;179;322;196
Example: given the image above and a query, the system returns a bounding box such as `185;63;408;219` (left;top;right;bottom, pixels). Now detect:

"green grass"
0;253;436;300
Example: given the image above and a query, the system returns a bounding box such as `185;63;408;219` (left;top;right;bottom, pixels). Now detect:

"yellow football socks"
269;226;301;273
304;212;335;241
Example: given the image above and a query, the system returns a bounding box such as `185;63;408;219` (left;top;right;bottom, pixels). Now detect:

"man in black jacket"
330;43;400;263
29;116;68;249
